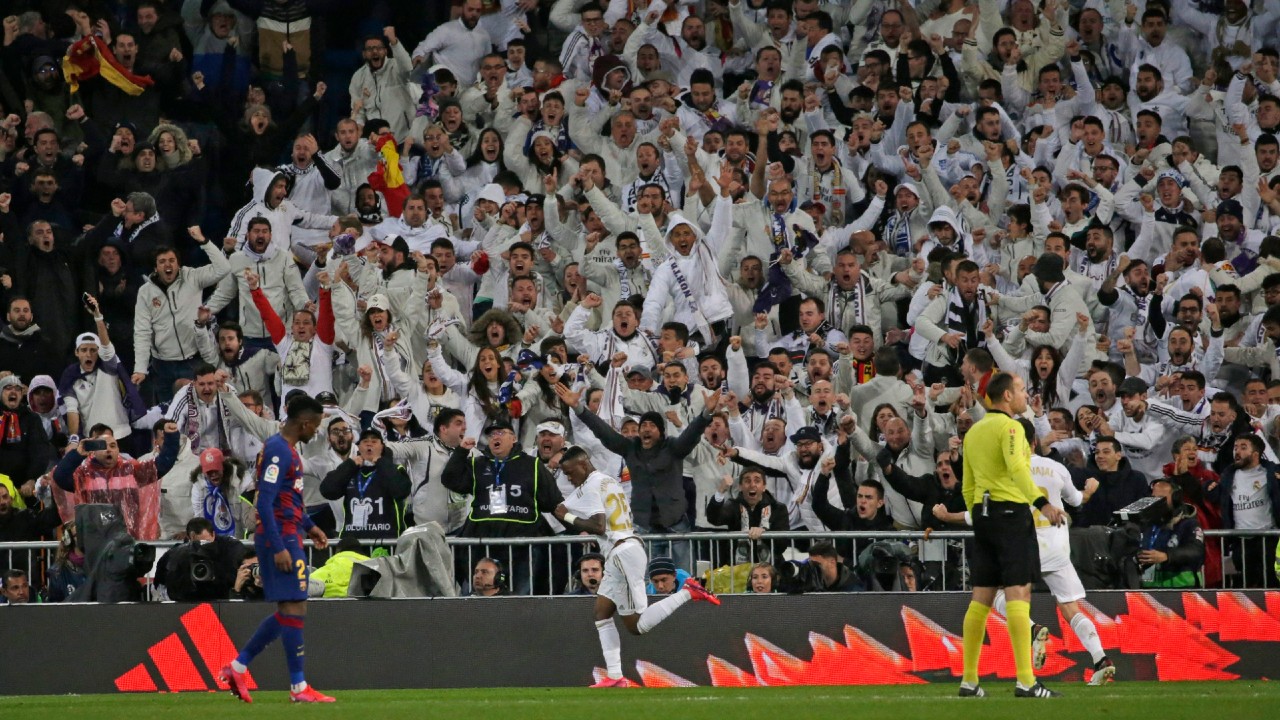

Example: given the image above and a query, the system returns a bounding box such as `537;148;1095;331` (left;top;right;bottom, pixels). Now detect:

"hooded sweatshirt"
641;197;735;338
227;168;337;257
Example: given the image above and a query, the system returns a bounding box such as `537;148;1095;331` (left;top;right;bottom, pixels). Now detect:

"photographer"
1137;478;1206;589
232;550;265;601
157;518;248;601
775;540;863;594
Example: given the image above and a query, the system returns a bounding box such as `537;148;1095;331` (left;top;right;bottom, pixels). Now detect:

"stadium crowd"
3;0;1280;603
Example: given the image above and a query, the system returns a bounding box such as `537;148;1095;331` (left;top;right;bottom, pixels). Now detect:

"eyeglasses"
330;428;353;436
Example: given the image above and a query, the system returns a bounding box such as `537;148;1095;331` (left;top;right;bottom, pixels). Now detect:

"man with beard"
730;2;804;80
412;0;491;83
725;347;788;442
793;130;864;232
1148;392;1268;474
675;69;738;143
722;425;831;531
784;248;917;350
81;192;170;273
1209;200;1265;276
254;269;335;402
0;296;59;389
1099;257;1160;364
1089;377;1168;480
1124;9;1193;96
208;220;309;347
5;219;76;355
1218;434;1280;588
229;169;338;259
1074;224;1121;291
757;296;848;363
322;120;379;216
1132;298;1224;385
580;232;651;321
373;192;450;254
194;320;277;400
916;259;987;386
350;29;414;139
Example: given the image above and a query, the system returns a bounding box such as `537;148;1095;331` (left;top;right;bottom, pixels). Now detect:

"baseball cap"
199;448;224;473
799;200;827;214
358;428;384;443
366;293;391;312
536;421;566;436
1117;377;1150;397
485;419;515;434
315;390;339;405
790;426;823;444
478;183;506;206
75;332;101;349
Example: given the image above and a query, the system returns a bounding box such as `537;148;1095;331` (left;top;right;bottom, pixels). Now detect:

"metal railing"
3;529;1277;600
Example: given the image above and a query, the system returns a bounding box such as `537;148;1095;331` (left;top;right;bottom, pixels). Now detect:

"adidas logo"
115;603;258;693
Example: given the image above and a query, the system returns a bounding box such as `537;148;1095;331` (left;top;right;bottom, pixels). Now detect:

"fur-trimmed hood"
468;308;523;348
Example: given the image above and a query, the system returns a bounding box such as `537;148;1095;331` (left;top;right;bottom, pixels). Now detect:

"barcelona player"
220;395;333;703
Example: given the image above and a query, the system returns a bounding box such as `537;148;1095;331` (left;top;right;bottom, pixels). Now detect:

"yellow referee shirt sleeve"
1001;417;1041;506
962;434;977;511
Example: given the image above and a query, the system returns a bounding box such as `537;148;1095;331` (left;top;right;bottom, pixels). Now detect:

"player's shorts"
971;501;1040;588
255;535;310;602
1042;565;1087;604
599;539;648;616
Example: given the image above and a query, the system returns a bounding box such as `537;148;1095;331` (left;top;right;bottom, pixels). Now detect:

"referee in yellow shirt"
958;372;1065;698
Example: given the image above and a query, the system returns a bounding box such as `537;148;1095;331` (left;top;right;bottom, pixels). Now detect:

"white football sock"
1070;612;1106;664
595;619;623;678
636;588;690;634
290;681;307;693
230;660;247;674
991;590;1007;617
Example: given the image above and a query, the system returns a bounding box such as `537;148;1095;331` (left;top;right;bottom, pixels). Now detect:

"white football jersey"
1030;455;1084;571
562;470;635;556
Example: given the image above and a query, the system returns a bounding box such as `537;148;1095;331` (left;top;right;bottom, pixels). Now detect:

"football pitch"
3;682;1279;720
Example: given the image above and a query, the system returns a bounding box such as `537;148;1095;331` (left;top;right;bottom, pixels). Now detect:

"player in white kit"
554;447;720;688
945;420;1116;685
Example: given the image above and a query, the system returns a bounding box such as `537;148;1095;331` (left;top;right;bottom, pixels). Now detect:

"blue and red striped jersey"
254;434;312;548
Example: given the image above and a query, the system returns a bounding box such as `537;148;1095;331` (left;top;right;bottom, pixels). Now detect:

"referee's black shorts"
970;500;1041;588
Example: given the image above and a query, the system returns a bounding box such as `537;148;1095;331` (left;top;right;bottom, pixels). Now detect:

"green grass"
3;682;1279;719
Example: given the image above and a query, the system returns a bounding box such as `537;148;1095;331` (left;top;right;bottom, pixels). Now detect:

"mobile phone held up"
82;439;109;452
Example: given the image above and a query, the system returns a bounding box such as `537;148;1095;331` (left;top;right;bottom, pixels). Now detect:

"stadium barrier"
2;588;1279;694
3;529;1278;597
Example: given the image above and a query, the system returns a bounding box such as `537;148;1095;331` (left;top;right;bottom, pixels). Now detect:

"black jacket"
320;450;412;540
705;489;790;531
441;446;563;537
776;559;863;594
575;406;709;529
1071;459;1149;528
812;440;894;559
876;446;966;532
0;326;62;391
0;407;53;483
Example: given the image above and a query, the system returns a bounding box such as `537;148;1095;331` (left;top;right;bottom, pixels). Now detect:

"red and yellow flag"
368;134;410;218
62;35;154;96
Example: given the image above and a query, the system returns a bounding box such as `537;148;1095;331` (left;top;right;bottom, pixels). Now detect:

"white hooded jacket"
228;168;338;257
641;196;735;338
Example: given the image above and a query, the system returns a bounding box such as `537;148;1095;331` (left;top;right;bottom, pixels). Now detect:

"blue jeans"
639;516;693;575
147;357;197;406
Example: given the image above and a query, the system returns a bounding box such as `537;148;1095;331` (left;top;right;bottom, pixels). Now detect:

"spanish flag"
368;134;410;218
62;35;154;96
